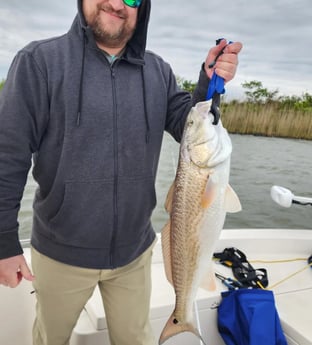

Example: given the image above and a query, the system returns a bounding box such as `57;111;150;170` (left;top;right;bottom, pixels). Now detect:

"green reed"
221;101;312;140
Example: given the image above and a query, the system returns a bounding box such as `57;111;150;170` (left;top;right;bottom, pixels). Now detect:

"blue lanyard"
206;39;233;101
206;72;225;100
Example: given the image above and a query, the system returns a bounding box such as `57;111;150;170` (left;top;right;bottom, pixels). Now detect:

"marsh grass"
221;102;312;140
177;77;312;140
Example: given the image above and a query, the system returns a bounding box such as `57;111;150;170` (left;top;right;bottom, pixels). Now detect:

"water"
18;135;312;241
153;134;312;232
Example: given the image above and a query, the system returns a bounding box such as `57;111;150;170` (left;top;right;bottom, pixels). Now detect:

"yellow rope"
250;258;307;264
267;262;312;290
215;257;312;290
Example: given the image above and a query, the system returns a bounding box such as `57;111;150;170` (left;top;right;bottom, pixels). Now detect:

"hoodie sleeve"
192;63;210;104
0;49;49;259
165;63;210;143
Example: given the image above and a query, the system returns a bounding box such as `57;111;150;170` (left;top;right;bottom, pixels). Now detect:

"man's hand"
0;255;34;288
205;39;243;82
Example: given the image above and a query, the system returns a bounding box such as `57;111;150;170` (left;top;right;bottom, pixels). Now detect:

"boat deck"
1;229;311;345
72;229;312;345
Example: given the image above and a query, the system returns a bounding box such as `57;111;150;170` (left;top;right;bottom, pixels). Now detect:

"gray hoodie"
0;0;210;268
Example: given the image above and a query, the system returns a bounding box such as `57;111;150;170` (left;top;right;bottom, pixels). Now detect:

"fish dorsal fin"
224;184;242;213
164;182;175;213
201;175;218;209
161;220;173;285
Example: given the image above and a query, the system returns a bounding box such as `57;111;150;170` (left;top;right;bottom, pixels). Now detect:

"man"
0;0;242;344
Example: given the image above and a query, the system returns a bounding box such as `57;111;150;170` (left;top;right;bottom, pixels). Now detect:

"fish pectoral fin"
164;182;175;213
161;221;173;285
224;184;242;213
201;176;218;209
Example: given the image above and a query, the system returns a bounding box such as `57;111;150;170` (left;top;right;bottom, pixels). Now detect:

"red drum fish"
160;100;241;344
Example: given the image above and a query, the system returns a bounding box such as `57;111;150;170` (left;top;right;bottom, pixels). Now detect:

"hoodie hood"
77;0;151;62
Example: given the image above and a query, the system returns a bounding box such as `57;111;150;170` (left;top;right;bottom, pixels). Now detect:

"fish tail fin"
159;313;206;345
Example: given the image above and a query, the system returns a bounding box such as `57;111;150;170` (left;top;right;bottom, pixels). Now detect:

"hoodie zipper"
110;65;118;268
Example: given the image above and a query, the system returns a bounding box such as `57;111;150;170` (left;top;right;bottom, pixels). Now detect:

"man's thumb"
206;39;227;71
211;39;227;60
212;39;227;56
20;261;35;281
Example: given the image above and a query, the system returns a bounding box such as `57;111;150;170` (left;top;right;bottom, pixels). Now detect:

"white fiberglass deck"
1;229;311;345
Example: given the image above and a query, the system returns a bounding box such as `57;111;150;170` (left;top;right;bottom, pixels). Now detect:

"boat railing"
20;238;31;247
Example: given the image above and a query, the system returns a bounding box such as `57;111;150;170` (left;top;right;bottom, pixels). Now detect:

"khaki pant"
31;242;156;345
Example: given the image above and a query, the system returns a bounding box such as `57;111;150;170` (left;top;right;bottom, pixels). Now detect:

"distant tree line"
241;80;312;112
0;79;4;91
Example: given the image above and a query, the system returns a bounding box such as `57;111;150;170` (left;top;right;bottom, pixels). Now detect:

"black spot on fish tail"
159;313;207;345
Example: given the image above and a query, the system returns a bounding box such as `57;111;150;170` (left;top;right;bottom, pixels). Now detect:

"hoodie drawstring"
141;66;150;143
76;29;86;127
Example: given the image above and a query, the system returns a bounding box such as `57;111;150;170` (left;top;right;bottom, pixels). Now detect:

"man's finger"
224;41;243;55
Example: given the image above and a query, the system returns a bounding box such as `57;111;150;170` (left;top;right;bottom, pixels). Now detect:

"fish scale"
171;163;209;320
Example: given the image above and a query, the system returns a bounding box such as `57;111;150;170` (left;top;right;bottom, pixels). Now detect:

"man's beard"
88;3;136;49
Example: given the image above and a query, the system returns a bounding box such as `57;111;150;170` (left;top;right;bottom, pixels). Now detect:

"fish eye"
188;120;194;126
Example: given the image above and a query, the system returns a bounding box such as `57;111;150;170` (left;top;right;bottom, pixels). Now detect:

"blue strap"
206;72;225;100
206;39;233;101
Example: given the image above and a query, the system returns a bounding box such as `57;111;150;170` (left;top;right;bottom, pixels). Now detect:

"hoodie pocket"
48;180;114;248
117;175;157;246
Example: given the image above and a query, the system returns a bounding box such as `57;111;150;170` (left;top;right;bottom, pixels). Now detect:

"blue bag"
218;289;288;345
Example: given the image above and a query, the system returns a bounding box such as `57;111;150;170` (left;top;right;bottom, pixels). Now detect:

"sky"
0;0;311;100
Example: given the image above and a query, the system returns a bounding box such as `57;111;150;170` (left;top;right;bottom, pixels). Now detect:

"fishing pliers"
215;273;244;290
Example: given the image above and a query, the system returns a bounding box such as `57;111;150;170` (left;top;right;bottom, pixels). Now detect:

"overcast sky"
0;0;311;100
